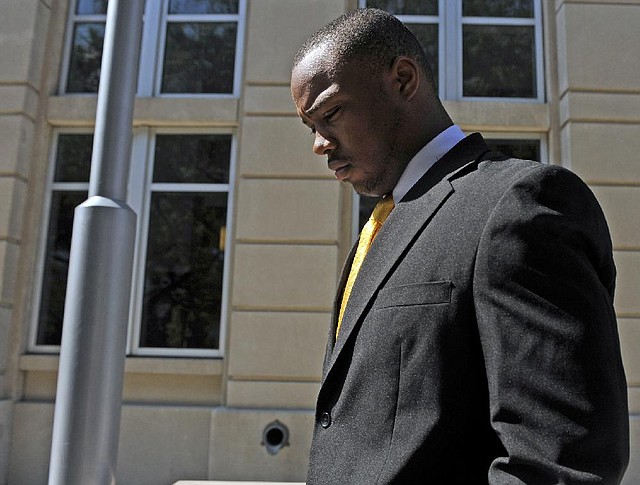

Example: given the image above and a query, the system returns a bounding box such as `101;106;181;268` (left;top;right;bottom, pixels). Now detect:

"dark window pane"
66;22;105;93
358;195;382;232
486;139;540;161
463;25;536;98
140;192;227;349
37;191;87;345
463;0;533;18
405;23;438;90
161;22;237;94
54;134;93;183
154;134;231;184
367;0;438;15
76;0;108;15
169;0;239;14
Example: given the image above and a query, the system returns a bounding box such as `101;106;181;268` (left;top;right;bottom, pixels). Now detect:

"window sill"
443;99;550;132
46;95;240;128
19;354;224;376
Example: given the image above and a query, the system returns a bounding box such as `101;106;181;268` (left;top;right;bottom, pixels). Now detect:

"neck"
403;99;453;162
423;95;454;141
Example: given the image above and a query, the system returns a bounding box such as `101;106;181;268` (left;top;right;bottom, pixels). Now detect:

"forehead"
294;44;333;78
291;46;334;104
291;46;374;113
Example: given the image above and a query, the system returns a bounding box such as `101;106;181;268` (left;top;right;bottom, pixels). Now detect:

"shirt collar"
392;124;465;203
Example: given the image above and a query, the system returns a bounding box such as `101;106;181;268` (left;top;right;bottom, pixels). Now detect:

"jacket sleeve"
473;164;629;484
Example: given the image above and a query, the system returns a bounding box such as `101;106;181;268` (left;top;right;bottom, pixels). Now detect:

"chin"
352;186;385;198
351;180;387;198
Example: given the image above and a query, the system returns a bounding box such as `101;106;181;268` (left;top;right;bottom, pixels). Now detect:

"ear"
391;56;420;101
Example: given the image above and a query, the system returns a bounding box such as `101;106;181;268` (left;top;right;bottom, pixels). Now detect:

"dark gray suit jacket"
307;134;629;484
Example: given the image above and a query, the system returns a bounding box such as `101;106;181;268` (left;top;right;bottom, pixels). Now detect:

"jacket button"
320;412;331;428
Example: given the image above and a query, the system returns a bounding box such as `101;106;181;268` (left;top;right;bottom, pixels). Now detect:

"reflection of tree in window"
67;23;105;93
54;134;93;182
37;192;87;345
37;134;94;345
76;0;108;15
64;0;242;95
463;25;536;98
486;139;540;162
169;0;239;14
162;22;237;94
153;135;231;183
462;0;533;18
367;0;437;15
140;193;226;349
140;134;231;350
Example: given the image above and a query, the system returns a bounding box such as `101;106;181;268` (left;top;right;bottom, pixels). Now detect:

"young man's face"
291;47;409;197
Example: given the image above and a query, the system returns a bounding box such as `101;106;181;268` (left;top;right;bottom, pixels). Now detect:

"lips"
328;158;351;180
334;165;350;180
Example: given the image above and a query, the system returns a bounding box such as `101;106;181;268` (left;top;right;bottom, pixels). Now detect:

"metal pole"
48;1;144;484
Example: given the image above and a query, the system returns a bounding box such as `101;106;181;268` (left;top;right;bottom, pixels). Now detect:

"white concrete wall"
0;0;54;482
8;402;213;485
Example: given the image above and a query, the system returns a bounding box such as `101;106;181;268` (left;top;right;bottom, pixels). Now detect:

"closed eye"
324;106;340;121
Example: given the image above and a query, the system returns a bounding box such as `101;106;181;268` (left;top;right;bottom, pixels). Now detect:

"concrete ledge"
174;482;305;484
46;96;239;127
19;354;224;375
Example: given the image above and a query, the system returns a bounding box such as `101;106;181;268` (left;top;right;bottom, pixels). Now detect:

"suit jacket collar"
322;133;492;381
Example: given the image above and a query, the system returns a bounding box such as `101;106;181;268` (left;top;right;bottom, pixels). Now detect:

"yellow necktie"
337;196;395;338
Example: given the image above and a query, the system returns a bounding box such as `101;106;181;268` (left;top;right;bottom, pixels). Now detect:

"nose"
313;131;336;156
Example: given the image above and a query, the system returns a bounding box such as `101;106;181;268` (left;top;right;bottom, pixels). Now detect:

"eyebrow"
304;89;338;117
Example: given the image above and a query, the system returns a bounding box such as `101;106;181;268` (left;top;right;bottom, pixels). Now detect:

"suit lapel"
322;133;492;383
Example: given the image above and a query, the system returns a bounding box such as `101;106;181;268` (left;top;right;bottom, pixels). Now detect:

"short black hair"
292;8;435;87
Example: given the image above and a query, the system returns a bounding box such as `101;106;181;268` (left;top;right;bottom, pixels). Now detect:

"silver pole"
48;1;144;484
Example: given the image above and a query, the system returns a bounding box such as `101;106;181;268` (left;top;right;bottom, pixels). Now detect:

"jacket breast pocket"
375;281;452;309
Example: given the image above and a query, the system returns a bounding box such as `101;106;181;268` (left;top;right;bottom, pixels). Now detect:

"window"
63;2;107;92
36;134;92;346
355;195;382;234
61;0;245;96
485;137;542;162
135;134;232;354
360;0;544;101
47;0;242;358
33;131;235;356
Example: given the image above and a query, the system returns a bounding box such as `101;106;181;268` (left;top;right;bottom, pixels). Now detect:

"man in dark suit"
290;8;629;484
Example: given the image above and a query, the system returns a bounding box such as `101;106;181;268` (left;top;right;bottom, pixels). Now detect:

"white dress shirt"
392;125;466;203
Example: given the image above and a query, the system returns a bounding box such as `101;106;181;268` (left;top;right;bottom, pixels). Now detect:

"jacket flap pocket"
376;281;452;309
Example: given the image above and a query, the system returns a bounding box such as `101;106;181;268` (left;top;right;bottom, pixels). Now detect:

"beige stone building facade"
0;0;638;483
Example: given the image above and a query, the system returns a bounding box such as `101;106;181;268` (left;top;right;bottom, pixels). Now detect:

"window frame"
128;128;236;357
30;129;93;354
29;128;237;358
358;0;545;102
60;0;247;97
